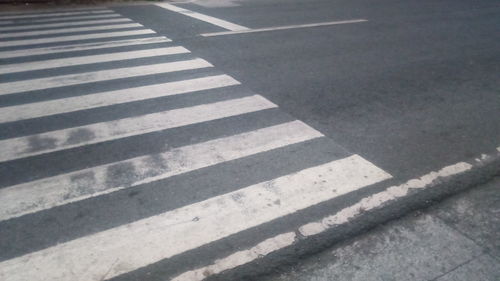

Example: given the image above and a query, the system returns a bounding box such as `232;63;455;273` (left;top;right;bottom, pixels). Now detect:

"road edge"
201;147;500;281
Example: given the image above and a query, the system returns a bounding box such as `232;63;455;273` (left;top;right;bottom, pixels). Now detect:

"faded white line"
155;3;248;31
0;92;271;162
0;22;142;38
0;13;122;24
0;58;211;96
0;28;155;48
0;46;190;74
0;154;389;281
0;75;239;123
173;233;297;281
0;120;320;222
0;9;113;20
201;19;368;37
0;18;132;32
0;36;171;59
174;154;500;281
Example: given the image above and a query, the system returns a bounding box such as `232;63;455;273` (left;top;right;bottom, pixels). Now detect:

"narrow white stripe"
155;3;248;31
0;7;104;16
201;19;368;37
0;46;189;74
0;36;170;59
0;18;132;32
0;119;317;222
0;154;389;281
0;10;113;20
0;58;211;95
0;22;141;38
0;75;239;123
0;92;270;162
0;13;122;24
173;233;297;281
0;29;155;48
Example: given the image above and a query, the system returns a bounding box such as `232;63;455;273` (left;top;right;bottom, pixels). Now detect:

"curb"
204;147;500;281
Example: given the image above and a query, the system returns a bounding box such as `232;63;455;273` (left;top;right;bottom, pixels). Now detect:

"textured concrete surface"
261;178;500;281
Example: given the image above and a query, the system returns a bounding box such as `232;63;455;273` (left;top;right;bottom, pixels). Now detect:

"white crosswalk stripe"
0;46;190;74
0;9;391;281
0;18;133;32
0;9;113;20
0;29;155;47
0;36;171;59
0;22;142;38
0;13;122;24
0;58;212;95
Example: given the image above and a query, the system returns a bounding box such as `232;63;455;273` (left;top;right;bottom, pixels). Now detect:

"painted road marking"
0;58;212;95
0;13;122;25
0;46;190;74
0;155;389;281
0;18;133;32
0;22;142;38
0;120;321;222
0;75;239;123
0;37;171;59
0;29;156;48
155;3;249;31
172;159;487;281
0;94;273;162
201;19;368;37
0;9;113;20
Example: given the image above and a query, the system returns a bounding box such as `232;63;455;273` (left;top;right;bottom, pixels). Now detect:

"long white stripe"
0;18;132;32
0;58;211;95
0;154;389;281
0;46;190;74
0;92;269;162
0;22;141;38
0;10;113;20
201;19;368;37
0;29;155;48
0;13;122;24
0;7;104;16
174;161;481;281
155;3;248;31
0;75;239;123
0;37;170;59
0;119;317;222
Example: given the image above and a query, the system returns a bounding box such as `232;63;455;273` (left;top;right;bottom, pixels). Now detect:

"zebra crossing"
0;7;391;281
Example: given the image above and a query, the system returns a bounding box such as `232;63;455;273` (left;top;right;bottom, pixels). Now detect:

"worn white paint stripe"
0;75;239;123
0;9;113;20
0;46;190;74
0;22;141;38
0;29;155;48
155;3;248;31
0;154;389;281
0;92;270;162
0;36;171;59
173;233;297;281
173;159;489;281
0;18;132;32
201;19;368;37
299;162;473;236
0;7;104;16
0;13;122;24
0;58;211;96
0;120;318;222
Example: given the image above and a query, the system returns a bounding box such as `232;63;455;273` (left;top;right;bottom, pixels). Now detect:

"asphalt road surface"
0;0;499;280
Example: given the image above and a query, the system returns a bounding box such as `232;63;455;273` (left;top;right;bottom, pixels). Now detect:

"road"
0;0;499;280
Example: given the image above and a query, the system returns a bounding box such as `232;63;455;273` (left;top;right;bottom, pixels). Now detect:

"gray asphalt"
115;0;500;179
0;0;499;280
